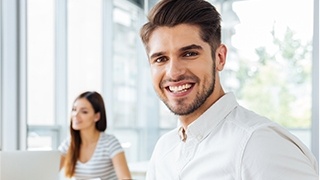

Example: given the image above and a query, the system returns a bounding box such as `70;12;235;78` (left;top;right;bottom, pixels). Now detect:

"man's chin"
168;106;194;116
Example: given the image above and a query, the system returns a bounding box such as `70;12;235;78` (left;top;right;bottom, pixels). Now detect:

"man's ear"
94;112;101;122
215;44;227;71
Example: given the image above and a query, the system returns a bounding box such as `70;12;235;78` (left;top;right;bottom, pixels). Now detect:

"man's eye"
155;57;167;63
184;51;198;57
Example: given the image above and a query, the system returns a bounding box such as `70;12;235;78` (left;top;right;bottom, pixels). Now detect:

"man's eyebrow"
149;44;203;59
179;44;203;52
150;51;165;59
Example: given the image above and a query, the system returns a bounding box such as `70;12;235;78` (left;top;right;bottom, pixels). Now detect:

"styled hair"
140;0;222;55
64;91;107;177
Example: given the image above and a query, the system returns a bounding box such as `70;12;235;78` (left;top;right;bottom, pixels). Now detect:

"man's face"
147;24;216;116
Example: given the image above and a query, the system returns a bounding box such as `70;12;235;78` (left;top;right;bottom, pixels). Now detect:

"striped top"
59;132;124;180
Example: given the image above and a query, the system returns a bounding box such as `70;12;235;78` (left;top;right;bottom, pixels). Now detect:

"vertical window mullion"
2;0;19;150
0;0;3;151
102;0;114;127
311;0;319;161
19;0;28;150
55;0;68;144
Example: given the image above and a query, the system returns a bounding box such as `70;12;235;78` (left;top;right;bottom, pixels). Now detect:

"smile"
168;83;192;93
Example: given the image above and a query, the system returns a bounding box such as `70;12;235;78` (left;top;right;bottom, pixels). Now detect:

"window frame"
0;0;3;151
311;0;319;160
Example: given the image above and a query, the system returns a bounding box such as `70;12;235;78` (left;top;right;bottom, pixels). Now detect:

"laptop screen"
0;150;61;180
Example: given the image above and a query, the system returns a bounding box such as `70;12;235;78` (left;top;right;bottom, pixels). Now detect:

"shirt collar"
178;92;238;142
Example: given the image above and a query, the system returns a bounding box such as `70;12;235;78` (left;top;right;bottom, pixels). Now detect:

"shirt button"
186;151;189;156
197;135;203;140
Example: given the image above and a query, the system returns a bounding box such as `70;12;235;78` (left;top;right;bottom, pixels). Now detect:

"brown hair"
64;91;107;177
140;0;222;56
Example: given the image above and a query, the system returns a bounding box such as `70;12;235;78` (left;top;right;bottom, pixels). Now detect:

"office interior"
0;0;319;178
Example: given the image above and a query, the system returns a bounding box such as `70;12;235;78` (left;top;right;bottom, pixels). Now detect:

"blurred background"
1;0;319;178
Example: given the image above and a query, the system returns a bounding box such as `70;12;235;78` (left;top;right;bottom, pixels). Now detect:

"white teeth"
169;84;192;93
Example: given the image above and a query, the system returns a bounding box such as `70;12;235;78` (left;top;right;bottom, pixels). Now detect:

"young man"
140;0;318;179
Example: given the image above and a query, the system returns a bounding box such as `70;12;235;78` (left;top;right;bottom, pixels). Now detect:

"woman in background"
59;91;131;180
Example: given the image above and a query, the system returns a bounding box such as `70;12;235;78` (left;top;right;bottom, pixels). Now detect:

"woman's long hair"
64;91;107;178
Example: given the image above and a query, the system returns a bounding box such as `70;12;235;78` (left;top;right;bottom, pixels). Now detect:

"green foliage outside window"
236;27;312;128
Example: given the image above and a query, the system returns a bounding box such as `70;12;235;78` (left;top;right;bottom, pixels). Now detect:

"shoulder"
226;105;274;131
225;105;314;158
99;132;121;146
226;105;316;159
58;136;71;154
217;105;276;145
229;107;320;178
240;125;318;179
100;132;118;140
98;132;124;156
152;127;180;157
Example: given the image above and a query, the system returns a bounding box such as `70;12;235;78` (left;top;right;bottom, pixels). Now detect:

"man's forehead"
147;24;204;54
150;24;202;38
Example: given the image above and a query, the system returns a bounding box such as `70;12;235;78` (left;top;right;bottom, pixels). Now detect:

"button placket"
177;137;200;173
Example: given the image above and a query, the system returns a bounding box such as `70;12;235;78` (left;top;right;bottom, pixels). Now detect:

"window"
112;1;139;128
222;0;314;148
26;0;56;150
109;0;146;162
0;0;2;150
67;0;103;102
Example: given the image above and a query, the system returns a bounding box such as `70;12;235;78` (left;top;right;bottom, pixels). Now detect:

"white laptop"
0;150;61;180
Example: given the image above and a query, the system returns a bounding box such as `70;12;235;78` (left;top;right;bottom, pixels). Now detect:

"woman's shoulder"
99;132;120;143
100;132;116;138
98;132;123;155
58;136;71;153
59;136;71;145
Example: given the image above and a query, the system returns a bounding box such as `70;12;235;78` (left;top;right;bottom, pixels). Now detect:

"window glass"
27;130;58;150
27;0;55;125
26;0;55;150
223;0;313;147
67;0;103;107
112;2;139;128
111;0;141;163
233;0;313;125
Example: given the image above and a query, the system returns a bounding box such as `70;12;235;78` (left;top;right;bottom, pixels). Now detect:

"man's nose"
166;58;186;80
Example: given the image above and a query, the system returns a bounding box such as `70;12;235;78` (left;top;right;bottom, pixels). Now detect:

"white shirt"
146;93;319;180
59;132;123;180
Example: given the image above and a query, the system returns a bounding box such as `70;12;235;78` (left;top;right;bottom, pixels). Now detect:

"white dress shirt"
146;93;319;180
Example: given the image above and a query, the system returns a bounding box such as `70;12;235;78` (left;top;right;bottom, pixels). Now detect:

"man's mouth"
168;83;192;93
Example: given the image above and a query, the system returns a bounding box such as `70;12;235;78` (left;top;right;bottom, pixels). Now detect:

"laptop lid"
0;150;61;180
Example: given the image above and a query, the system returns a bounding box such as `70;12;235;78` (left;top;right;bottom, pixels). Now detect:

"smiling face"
147;24;226;122
71;98;100;131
